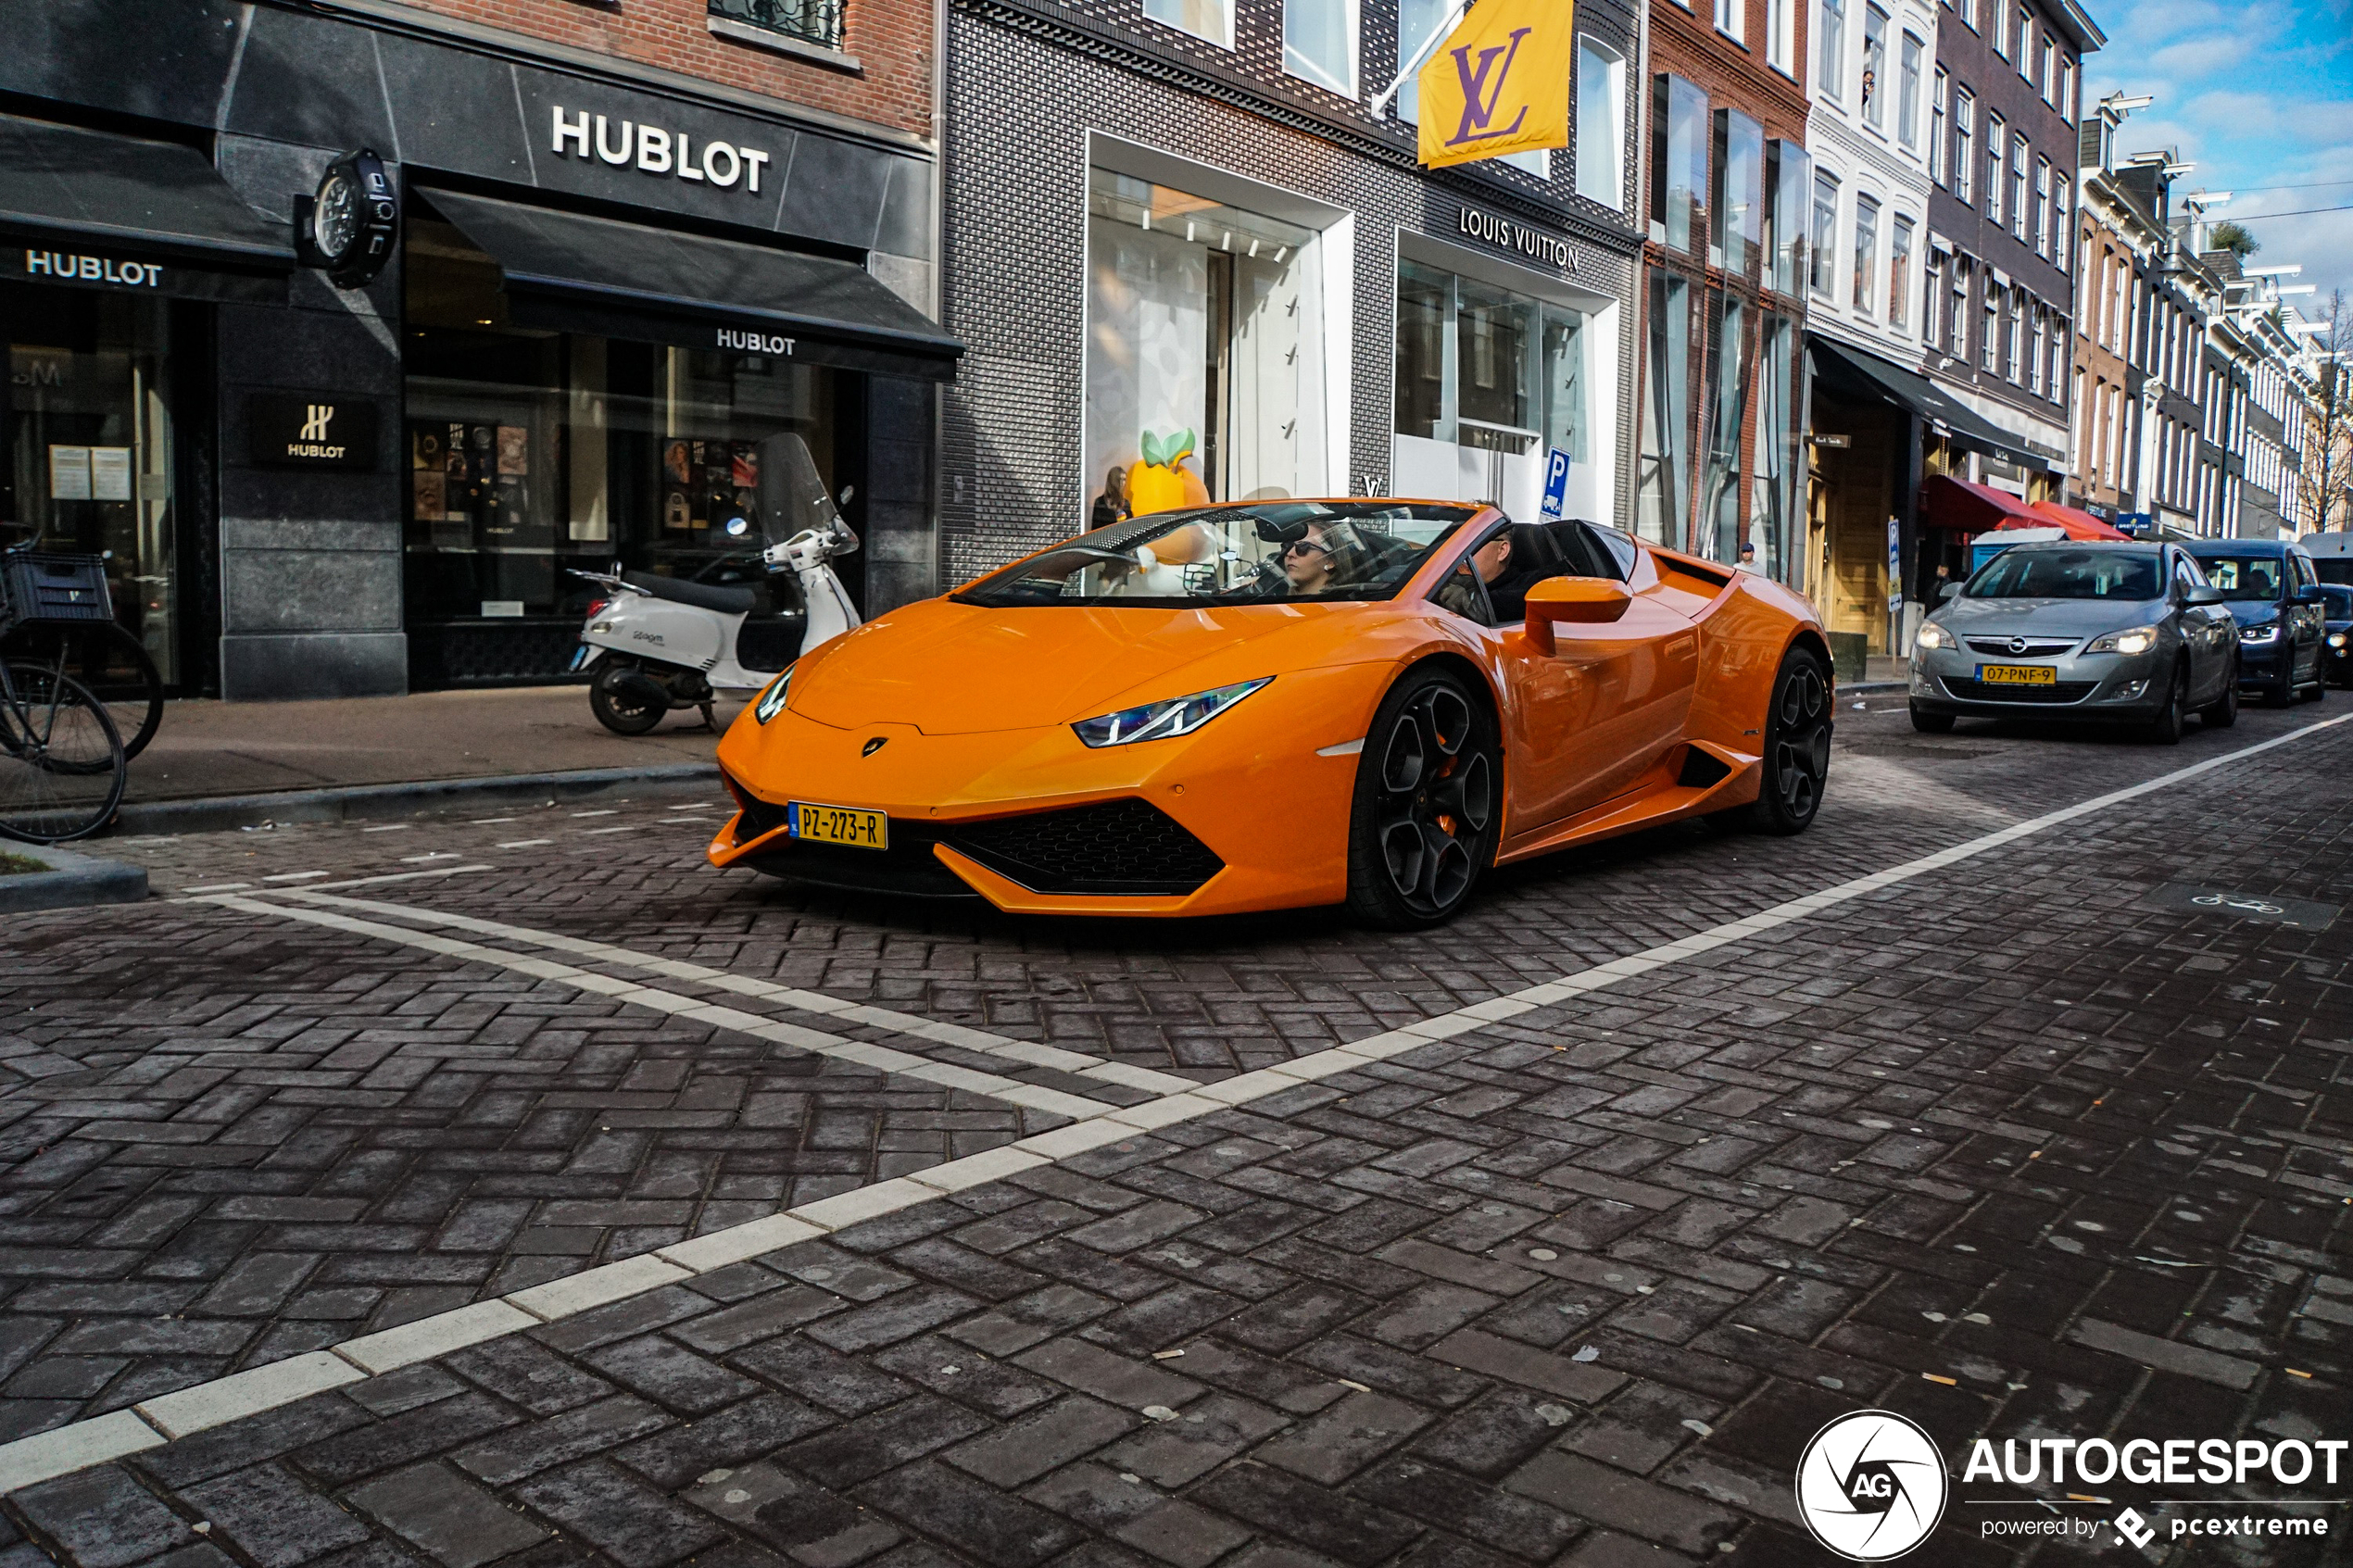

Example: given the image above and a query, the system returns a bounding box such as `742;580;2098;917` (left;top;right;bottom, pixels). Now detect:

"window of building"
2052;175;2070;271
1768;0;1796;73
1653;75;1710;256
2028;304;2045;393
1699;290;1749;561
1899;34;1923;147
1715;0;1743;41
710;0;843;49
1861;6;1888;128
1952;257;1971;361
1982;281;1999;370
1768;139;1814;295
1992;1;2009;55
1983;113;2004;224
1392;258;1595;524
2016;8;2033;75
1144;0;1233;48
1930;69;1947;181
1924;246;1945;346
1713;107;1766;276
1852;195;1880;314
2049;307;2068;395
1819;0;1847;99
1751;311;1802;582
1393;0;1447;121
2006;285;2024;380
2033;157;2050;255
1576;36;1628;208
1954;91;1975;204
1957;0;1977;31
1283;0;1358;95
1890;216;1914;327
2057;54;2075;120
2039;35;2056;101
1810;170;1840;296
1639;273;1694;546
1085;168;1327;524
2009;135;2029;239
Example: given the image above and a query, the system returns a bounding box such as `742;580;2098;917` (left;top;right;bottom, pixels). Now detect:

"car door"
1466;527;1702;837
2171;551;2226;701
2292;552;2326;681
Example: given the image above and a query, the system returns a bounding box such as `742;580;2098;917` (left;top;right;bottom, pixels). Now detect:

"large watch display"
302;148;398;290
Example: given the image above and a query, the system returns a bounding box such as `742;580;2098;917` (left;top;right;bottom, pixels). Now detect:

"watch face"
315;173;358;260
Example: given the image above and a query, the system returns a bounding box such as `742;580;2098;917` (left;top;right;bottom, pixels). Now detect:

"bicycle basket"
0;553;114;628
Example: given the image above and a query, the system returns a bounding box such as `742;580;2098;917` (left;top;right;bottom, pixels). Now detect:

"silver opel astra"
1908;541;2242;743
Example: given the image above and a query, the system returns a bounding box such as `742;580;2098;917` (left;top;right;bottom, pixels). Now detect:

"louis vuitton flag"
1415;0;1576;170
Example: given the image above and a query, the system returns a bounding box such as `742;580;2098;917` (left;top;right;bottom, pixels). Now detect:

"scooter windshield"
757;432;854;552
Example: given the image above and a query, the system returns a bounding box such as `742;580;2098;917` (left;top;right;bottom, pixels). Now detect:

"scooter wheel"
591;663;668;735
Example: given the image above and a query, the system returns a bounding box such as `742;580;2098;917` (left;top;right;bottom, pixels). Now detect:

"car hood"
788;596;1375;734
1934;596;2169;636
2221;602;2285;627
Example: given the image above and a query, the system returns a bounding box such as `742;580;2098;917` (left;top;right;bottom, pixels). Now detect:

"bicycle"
0;546;163;760
0;548;129;842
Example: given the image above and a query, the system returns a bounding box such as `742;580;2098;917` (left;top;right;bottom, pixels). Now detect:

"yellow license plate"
787;802;888;849
1978;663;2057;685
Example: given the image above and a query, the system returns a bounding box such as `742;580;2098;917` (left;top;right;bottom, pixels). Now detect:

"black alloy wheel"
2148;660;2187;745
1344;667;1501;929
1730;646;1833;834
590;660;668;735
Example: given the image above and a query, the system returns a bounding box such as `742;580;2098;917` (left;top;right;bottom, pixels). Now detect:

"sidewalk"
124;685;728;804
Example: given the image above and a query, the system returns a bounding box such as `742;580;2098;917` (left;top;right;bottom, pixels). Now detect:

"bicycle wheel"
0;622;163;761
0;664;125;843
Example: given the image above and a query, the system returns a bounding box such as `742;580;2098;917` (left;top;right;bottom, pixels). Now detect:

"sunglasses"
1283;538;1331;558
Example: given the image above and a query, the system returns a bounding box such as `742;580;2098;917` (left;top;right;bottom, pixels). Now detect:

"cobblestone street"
4;697;2351;1567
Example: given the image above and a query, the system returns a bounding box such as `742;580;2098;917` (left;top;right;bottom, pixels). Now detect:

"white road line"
572;809;620;818
497;839;553;848
300;865;495;892
580;826;636;836
359;824;409;834
471;817;518;824
180;883;250;894
398;852;460;863
259;872;331;884
7;714;2340;1497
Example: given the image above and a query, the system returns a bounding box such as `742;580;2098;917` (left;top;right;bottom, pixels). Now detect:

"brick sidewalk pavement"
1;703;2348;1565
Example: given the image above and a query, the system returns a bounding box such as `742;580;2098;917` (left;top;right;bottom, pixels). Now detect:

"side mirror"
2296;585;2326;606
1521;576;1632;654
2185;584;2223;607
1938;581;1964;604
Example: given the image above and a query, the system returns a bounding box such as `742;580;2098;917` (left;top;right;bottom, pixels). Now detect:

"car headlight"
754;669;792;724
2085;625;2158;657
1073;678;1272;747
1913;621;1952;651
2240;622;2279;645
2331;633;2347;648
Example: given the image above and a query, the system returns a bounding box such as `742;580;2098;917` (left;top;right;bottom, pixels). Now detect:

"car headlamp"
1074;678;1272;747
754;669;792;724
2239;622;2279;645
1913;621;1952;651
2331;632;2347;649
2085;625;2158;657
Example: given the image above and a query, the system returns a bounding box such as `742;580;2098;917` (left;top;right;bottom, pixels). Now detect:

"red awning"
2024;499;2133;540
1923;474;2041;533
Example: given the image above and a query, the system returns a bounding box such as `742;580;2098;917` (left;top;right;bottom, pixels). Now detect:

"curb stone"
107;761;723;836
0;844;148;913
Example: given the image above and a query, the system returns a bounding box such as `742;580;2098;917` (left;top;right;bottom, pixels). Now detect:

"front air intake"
949;797;1224;896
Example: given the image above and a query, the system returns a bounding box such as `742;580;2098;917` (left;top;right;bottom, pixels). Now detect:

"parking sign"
1540;448;1571;521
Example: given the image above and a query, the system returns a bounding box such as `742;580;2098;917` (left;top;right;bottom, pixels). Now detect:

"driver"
1469;528;1556;621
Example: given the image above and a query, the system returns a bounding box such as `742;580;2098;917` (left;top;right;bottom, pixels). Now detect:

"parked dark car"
2322;583;2353;688
2184;539;2331;707
1909;541;2239;743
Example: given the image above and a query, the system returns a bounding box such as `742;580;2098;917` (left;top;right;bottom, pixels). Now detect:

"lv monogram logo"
1447;28;1532;146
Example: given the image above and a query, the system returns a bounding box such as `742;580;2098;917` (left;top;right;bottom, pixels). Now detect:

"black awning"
426;190;963;383
1807;335;2055;472
0;113;294;302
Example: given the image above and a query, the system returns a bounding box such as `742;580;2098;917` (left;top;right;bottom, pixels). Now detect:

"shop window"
402;215;839;685
1652;75;1709;256
1861;6;1887;129
1;284;178;686
1809;170;1839;297
1711;107;1765;278
1638;272;1693;547
1889;216;1914;328
1086;168;1324;526
1750;311;1802;584
1767;139;1812;296
1899;35;1923;147
1699;291;1749;563
1818;0;1847;99
1575;36;1627;209
1144;0;1233;48
1390;259;1595;525
1284;0;1357;97
1851;195;1879;314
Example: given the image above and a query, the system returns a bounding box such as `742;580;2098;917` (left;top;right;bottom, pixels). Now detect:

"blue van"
2183;539;2332;706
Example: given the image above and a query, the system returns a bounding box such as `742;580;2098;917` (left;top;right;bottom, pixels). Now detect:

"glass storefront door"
403;214;841;686
1;282;178;684
1083;169;1325;524
1394;259;1595;524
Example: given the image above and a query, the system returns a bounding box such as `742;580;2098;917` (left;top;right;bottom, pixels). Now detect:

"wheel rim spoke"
1372;686;1491;915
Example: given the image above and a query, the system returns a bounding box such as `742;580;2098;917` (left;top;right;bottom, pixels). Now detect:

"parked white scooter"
569;433;861;735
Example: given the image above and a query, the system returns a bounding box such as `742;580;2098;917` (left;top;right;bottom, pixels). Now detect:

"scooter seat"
624;571;758;614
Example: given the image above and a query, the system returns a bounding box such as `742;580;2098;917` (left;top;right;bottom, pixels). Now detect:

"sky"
2082;0;2353;318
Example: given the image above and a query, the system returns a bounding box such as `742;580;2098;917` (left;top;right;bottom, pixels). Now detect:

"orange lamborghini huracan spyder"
710;499;1833;927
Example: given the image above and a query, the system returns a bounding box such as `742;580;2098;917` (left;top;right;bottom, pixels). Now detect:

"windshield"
2197;556;2287;603
1967;548;2161;601
955;502;1478;608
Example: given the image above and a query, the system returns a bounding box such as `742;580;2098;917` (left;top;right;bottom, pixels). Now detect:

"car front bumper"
1907;645;2170;720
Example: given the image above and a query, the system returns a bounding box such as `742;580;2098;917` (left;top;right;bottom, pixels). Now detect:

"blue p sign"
1540;447;1571;521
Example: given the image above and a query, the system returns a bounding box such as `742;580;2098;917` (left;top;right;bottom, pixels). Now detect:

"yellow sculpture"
1128;429;1211;515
